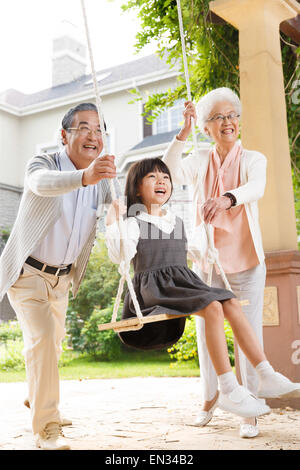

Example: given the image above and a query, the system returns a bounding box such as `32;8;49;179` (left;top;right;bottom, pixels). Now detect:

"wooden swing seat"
98;299;249;332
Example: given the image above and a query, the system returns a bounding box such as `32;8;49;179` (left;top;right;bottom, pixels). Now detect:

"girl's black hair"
125;158;173;217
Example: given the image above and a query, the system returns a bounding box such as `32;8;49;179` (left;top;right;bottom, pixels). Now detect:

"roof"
118;130;211;173
0;54;179;110
128;129;210;153
130;129;181;151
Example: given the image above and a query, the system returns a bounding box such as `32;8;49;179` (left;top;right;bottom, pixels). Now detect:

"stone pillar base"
263;250;300;409
235;250;300;409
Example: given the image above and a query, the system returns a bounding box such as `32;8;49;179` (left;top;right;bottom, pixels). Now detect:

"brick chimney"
52;21;87;87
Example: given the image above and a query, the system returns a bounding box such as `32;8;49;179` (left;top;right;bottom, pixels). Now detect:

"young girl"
105;157;300;419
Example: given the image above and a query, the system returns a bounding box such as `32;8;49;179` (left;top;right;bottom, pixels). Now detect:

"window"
153;99;184;135
155;110;169;134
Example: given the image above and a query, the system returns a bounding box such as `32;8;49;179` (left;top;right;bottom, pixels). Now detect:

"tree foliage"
125;0;239;113
67;236;121;321
122;0;300;240
66;237;123;355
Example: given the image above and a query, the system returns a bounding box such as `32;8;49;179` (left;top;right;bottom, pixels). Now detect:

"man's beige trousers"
8;263;72;435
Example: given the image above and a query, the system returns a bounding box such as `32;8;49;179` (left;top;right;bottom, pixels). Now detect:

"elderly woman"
163;87;267;438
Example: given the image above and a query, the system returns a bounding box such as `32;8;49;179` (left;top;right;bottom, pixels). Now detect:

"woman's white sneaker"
35;422;70;450
257;372;300;399
219;385;271;418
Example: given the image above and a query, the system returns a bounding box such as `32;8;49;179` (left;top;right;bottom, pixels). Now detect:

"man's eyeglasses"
67;126;102;137
206;112;240;123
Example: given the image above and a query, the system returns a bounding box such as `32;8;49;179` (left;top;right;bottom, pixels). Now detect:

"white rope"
80;0;233;335
80;0;112;194
176;0;250;387
80;0;143;332
176;0;232;293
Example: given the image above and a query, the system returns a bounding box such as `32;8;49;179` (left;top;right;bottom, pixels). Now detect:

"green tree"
68;236;121;321
66;235;122;349
122;0;300;241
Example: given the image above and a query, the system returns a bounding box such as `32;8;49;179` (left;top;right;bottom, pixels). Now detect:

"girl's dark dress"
119;216;235;350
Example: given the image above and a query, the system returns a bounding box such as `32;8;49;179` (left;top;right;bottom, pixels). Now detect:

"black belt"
25;256;72;276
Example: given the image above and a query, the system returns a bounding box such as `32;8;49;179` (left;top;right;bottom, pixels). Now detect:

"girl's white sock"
255;360;275;380
218;371;239;395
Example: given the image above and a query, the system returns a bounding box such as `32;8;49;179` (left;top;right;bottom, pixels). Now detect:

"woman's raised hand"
177;101;197;142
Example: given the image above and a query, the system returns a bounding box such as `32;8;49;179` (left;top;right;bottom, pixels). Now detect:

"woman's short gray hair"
197;87;242;135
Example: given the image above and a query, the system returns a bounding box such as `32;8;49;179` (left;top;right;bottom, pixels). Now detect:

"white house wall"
0;110;21;187
0;75;179;189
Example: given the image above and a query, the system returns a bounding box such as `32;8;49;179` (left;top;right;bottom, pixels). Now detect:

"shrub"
0;228;11;243
58;340;79;368
0;320;76;370
224;319;235;366
79;300;123;360
0;320;22;343
168;317;235;367
65;310;85;351
68;237;121;322
168;317;198;364
0;339;25;371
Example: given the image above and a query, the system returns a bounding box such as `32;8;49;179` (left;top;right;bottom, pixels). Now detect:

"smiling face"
61;110;104;169
137;169;172;214
204;101;240;150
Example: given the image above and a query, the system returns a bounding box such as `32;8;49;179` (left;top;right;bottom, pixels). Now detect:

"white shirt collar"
137;207;176;228
59;149;76;171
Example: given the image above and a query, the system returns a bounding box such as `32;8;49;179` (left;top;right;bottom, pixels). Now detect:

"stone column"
209;0;300;407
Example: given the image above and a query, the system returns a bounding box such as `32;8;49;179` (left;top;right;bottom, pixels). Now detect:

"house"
0;33;209;321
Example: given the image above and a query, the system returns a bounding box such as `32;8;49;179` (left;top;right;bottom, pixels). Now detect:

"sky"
0;0;156;94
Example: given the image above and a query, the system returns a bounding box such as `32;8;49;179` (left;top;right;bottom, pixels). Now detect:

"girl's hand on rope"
202;196;231;224
177;101;197;142
82;154;117;186
106;198;127;225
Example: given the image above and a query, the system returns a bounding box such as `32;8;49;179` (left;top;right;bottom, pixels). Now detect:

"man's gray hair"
62;102;99;130
197;87;242;135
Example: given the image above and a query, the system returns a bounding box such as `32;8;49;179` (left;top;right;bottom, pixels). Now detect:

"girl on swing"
105;157;300;420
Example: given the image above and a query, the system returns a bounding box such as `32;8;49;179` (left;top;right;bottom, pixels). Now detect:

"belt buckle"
55;267;61;277
41;263;47;272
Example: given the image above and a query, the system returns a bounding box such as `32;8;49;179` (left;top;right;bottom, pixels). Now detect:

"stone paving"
1;377;300;451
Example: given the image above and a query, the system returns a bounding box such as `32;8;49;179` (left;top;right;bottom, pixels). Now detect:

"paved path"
1;377;300;450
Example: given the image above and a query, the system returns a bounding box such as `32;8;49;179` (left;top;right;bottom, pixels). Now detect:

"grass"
0;349;200;383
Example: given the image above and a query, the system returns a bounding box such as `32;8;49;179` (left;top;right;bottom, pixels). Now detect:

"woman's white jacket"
163;137;267;266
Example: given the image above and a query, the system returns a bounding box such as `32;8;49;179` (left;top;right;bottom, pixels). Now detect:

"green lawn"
0;350;200;383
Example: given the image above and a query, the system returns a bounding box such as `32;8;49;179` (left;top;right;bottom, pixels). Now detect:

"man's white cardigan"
0;152;119;302
163;137;267;266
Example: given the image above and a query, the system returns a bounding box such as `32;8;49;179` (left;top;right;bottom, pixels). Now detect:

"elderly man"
0;102;119;450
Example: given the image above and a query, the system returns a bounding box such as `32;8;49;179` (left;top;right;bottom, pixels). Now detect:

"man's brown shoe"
35;422;70;450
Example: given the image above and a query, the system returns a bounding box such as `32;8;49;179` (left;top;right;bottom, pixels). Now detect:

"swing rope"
176;0;232;292
80;0;248;334
80;0;144;332
176;0;249;381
